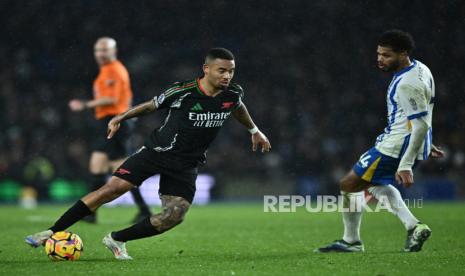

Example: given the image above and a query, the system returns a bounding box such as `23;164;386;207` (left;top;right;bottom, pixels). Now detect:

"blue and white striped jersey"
375;60;435;160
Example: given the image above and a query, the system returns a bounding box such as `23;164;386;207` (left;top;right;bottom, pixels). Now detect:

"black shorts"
113;146;198;203
92;116;130;160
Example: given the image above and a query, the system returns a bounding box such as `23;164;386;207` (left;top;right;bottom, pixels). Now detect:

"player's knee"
152;204;189;232
339;177;354;192
340;171;368;193
167;207;186;228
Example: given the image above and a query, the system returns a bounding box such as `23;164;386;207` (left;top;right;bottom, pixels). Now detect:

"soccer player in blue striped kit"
316;30;445;253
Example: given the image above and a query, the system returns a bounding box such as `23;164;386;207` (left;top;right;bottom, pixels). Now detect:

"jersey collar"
196;78;225;97
394;59;417;79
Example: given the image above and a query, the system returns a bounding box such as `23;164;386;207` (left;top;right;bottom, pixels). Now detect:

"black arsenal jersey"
145;78;244;168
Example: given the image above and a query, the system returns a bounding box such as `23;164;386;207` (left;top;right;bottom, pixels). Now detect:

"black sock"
90;173;106;191
130;188;151;214
49;200;93;232
111;217;160;242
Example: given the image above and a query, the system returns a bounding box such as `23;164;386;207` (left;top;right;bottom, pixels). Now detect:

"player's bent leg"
339;170;371;193
103;195;191;260
82;176;134;210
110;158;153;221
25;177;134;248
368;184;431;252
150;195;191;232
367;185;419;230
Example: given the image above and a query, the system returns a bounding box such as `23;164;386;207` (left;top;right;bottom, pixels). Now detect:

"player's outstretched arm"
107;100;157;139
69;97;117;111
232;103;271;153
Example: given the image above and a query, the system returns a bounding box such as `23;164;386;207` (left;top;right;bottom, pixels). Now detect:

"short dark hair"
378;30;415;54
205;47;235;63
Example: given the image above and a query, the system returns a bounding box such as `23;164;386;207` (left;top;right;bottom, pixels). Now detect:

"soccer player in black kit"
26;48;272;260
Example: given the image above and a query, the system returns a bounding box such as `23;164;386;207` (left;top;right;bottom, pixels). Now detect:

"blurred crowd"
0;0;464;198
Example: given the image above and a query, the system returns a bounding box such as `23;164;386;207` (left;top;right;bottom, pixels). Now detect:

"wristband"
248;126;259;135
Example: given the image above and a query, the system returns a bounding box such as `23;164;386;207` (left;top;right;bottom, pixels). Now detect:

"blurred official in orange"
69;37;151;223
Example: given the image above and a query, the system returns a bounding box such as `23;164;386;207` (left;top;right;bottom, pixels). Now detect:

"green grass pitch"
1;202;464;275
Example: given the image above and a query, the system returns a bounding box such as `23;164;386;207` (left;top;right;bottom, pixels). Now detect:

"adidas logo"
191;103;203;111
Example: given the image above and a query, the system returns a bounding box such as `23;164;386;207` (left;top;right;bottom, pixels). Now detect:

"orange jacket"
93;60;132;119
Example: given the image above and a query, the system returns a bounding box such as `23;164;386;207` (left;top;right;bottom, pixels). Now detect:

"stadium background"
0;0;464;203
